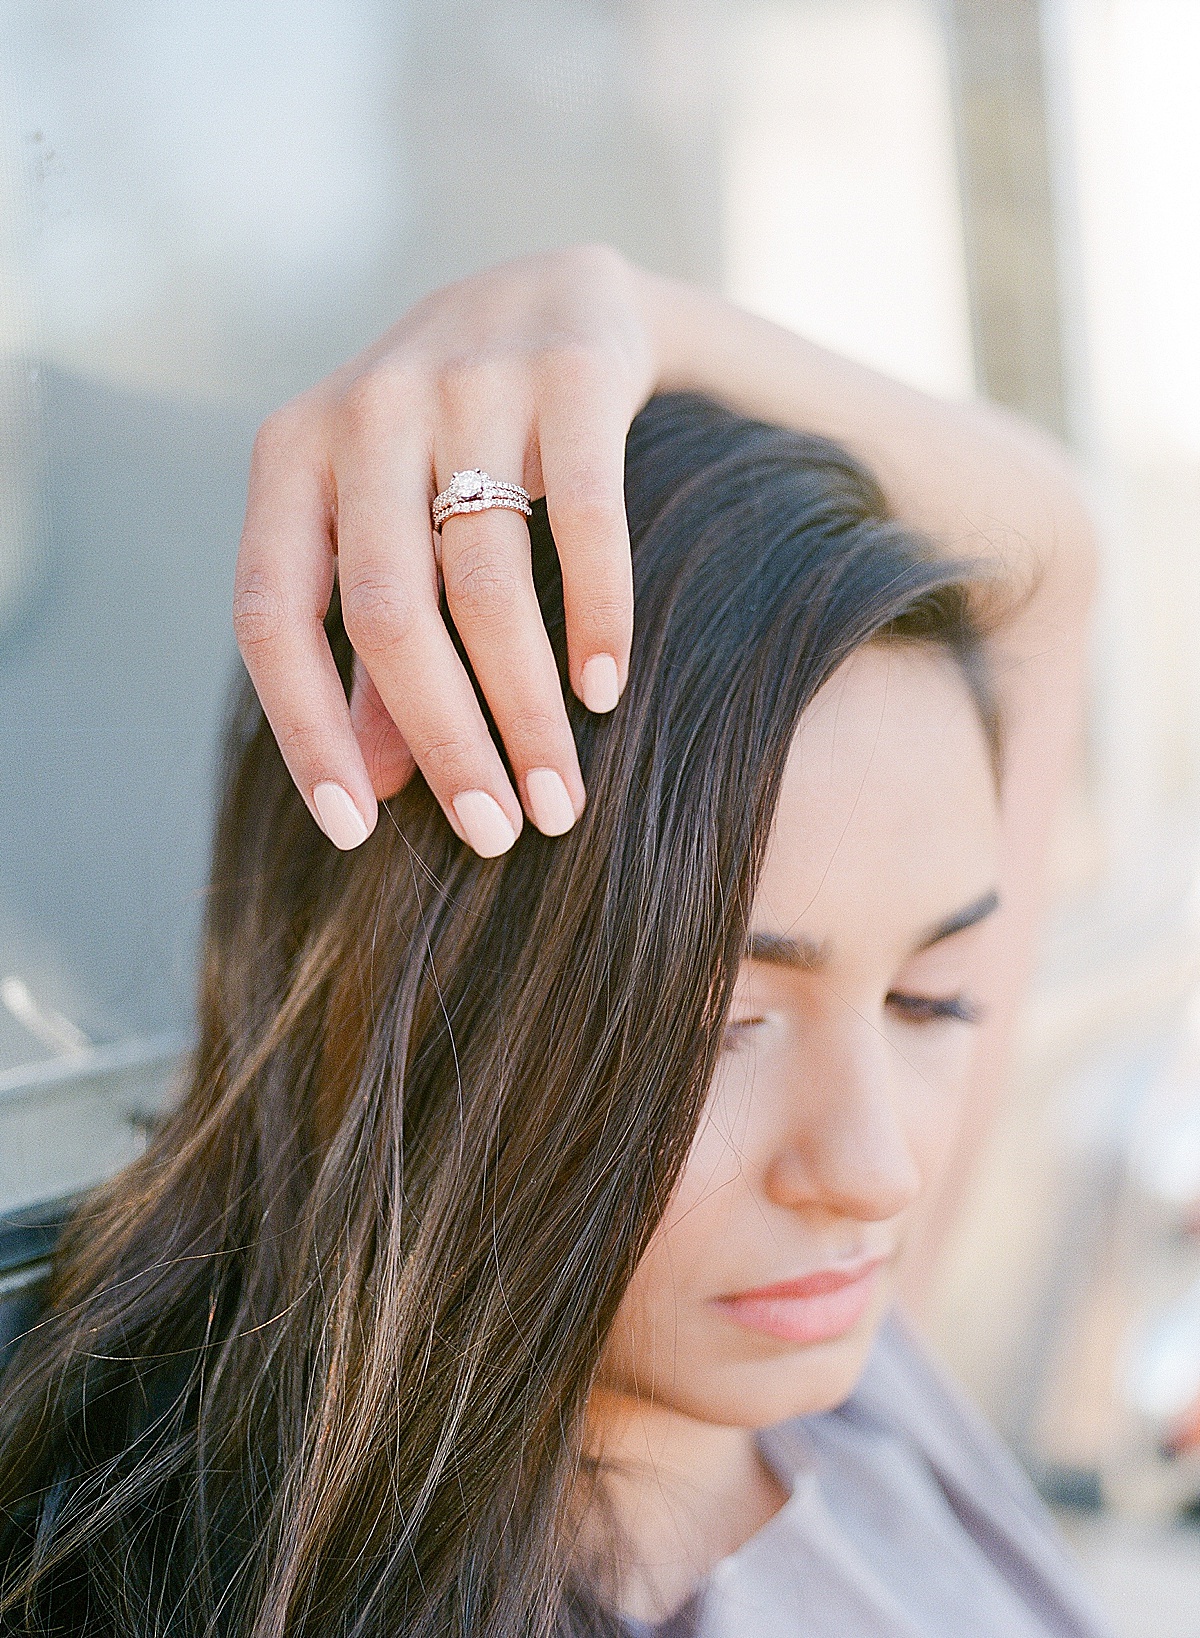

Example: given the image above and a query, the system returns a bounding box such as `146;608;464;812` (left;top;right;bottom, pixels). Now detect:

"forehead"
753;643;1000;956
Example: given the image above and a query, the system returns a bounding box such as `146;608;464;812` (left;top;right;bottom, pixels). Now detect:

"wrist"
633;265;716;399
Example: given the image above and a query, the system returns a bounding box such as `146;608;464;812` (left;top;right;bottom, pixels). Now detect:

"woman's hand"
234;245;657;856
236;239;1094;892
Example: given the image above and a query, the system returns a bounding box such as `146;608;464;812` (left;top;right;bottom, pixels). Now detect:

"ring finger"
435;451;585;838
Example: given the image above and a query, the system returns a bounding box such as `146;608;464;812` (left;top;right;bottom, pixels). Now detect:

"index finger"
233;411;378;849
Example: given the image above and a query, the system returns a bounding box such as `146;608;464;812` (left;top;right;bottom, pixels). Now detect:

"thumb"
349;655;417;800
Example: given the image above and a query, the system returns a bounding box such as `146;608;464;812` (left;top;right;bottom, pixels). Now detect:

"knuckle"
337;367;416;443
442;545;521;622
552;476;625;538
506;702;564;751
540;337;610;391
575;589;634;641
434;352;510;417
274;717;325;770
416;733;483;794
340;573;420;654
571;241;627;280
232;572;289;652
251;401;309;465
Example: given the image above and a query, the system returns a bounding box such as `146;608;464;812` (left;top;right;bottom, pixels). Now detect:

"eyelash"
886;992;983;1026
723;993;983;1043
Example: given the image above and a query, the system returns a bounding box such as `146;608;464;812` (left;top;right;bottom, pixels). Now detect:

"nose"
763;1014;922;1223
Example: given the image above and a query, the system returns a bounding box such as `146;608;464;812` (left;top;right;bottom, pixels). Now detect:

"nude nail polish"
526;768;577;836
580;654;621;714
312;782;370;850
452;790;518;857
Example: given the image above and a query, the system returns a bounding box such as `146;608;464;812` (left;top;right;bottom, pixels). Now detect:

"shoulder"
754;1314;1118;1638
853;1312;1042;1500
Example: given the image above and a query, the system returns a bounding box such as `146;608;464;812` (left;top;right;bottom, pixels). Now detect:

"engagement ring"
432;469;532;530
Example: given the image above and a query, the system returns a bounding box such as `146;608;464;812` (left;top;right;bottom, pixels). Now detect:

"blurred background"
1;2;1199;1630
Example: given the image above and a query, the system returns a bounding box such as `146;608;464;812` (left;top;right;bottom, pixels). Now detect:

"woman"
0;257;1104;1637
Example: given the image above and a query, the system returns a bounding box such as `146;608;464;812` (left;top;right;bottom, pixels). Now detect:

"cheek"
598;1073;758;1385
890;1030;978;1181
674;1058;762;1204
620;1104;749;1319
636;1045;772;1267
597;1215;717;1400
595;1025;976;1419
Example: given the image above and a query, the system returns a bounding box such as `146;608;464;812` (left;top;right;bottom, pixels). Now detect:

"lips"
714;1258;886;1346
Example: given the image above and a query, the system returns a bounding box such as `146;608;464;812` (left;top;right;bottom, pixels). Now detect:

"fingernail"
312;782;371;850
580;653;620;714
451;790;518;857
526;768;577;836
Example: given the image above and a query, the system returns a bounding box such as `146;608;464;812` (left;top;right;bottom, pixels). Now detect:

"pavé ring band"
432;469;533;531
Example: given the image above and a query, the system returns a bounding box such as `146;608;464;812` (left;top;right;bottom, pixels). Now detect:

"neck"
579;1386;789;1623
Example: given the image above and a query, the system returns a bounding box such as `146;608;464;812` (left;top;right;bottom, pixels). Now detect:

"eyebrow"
745;889;1000;972
745;930;827;971
916;889;1001;951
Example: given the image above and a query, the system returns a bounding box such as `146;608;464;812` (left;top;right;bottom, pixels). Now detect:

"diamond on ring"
432;469;533;531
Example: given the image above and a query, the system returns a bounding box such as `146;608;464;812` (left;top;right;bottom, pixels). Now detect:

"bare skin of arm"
644;273;1097;1291
236;246;1097;1278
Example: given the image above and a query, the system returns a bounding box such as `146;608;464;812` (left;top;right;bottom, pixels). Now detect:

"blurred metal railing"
0;1034;184;1217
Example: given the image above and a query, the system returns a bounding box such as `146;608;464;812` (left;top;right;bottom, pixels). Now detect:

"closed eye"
887;992;983;1026
722;1015;767;1047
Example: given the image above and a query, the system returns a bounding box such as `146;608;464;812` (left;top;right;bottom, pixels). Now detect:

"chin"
657;1310;885;1432
732;1334;876;1427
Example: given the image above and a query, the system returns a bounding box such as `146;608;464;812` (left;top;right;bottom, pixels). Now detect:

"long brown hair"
0;394;995;1636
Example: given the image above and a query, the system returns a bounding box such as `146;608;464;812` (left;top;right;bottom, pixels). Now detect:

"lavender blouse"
627;1315;1114;1638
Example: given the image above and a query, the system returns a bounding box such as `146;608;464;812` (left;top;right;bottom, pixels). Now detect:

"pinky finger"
536;385;634;715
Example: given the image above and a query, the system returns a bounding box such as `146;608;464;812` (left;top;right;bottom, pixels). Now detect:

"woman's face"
600;642;1002;1429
